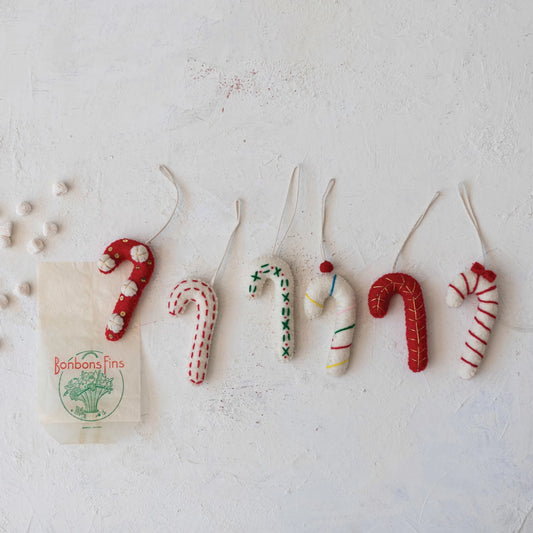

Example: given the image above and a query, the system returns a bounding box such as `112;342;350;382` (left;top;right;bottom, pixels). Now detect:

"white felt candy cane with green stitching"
305;272;356;375
249;256;294;361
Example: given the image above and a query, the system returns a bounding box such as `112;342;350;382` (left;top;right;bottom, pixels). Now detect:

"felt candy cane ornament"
98;165;180;341
304;179;357;376
368;192;440;373
168;200;242;385
249;166;300;362
446;183;499;379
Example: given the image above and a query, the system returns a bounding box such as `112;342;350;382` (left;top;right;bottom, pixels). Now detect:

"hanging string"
146;165;181;244
211;199;242;286
272;166;301;256
392;191;441;272
320;178;336;261
458;181;488;266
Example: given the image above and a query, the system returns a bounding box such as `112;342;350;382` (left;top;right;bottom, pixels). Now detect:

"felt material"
320;260;334;273
27;237;44;254
52;182;68;196
43;221;59;237
446;262;499;379
368;272;428;373
97;238;154;341
304;272;356;376
16;201;32;216
168;279;218;385
249;255;295;361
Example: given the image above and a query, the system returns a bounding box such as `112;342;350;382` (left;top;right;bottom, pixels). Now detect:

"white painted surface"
1;1;532;531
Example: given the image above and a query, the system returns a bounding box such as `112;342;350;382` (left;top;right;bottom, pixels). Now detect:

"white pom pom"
0;220;12;237
121;280;138;297
131;245;148;263
43;221;59;237
52;182;69;196
97;254;116;272
0;294;8;309
107;313;124;333
0;236;11;248
16;201;32;216
14;282;31;297
26;237;44;254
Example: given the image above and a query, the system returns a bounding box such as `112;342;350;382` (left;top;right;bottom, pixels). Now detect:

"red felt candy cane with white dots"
98;239;155;341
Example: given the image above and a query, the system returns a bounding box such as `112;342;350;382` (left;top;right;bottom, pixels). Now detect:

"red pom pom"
320;261;334;273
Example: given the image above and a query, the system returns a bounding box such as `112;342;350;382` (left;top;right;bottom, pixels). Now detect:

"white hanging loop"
392;191;441;272
211;199;242;286
146;165;181;244
272;166;301;256
458;181;488;266
320;178;336;261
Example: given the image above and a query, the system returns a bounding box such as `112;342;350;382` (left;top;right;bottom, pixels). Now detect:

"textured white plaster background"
0;1;532;531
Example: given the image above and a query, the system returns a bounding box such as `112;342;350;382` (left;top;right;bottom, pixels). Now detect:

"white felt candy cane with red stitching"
98;238;155;341
304;271;356;375
168;279;217;385
447;262;498;379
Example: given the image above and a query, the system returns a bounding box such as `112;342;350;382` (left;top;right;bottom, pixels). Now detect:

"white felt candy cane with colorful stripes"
447;262;498;379
249;256;295;361
304;272;356;375
168;279;218;384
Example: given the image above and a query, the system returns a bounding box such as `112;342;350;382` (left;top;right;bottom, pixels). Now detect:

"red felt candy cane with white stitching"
98;239;155;341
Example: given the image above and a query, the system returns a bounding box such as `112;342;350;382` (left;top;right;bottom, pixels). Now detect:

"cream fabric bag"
38;262;141;444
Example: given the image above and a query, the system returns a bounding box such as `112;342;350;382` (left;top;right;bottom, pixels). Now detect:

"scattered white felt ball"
16;201;32;216
52;181;69;196
27;237;44;255
97;254;115;272
14;282;31;297
43;221;59;237
130;245;149;263
0;236;11;248
121;280;138;297
107;313;124;333
0;220;12;237
0;294;8;309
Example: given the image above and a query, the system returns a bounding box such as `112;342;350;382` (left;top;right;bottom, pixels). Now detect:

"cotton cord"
392;191;441;272
320;178;336;261
458;182;488;266
146;165;181;244
272;166;301;256
210;199;242;286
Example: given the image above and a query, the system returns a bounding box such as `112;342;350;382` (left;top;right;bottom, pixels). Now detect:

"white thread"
52;182;69;196
0;294;8;309
210;199;242;286
16;201;32;216
392;191;441;272
146;164;181;244
458;182;488;266
272;166;301;256
320;178;336;261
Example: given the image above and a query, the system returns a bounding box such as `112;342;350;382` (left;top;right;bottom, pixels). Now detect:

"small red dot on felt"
320;261;334;273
